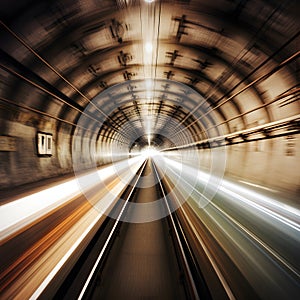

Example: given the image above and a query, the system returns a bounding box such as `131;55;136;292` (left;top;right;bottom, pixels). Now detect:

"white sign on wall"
37;132;53;156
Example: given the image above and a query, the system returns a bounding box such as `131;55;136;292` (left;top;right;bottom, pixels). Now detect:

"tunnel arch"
0;0;299;192
0;2;300;300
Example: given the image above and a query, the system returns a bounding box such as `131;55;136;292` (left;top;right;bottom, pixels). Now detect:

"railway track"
2;157;254;300
51;159;211;300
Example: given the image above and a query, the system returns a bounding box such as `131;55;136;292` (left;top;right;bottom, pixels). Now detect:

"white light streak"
29;159;144;300
161;156;300;231
238;180;278;193
145;78;153;98
0;157;144;241
141;146;160;158
145;42;153;53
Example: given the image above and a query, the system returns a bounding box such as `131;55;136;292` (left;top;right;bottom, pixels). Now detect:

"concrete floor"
92;161;186;299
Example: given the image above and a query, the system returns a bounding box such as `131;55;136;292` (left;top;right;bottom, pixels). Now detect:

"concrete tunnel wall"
0;71;299;193
199;138;300;194
0;0;299;197
0;117;129;188
0;113;299;195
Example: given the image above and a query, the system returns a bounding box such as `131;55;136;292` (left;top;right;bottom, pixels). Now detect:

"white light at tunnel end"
72;80;226;223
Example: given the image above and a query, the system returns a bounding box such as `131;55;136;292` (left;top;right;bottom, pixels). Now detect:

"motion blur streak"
30;159;145;300
0;157;144;299
153;155;300;299
162;156;300;229
0;0;299;299
0;156;143;242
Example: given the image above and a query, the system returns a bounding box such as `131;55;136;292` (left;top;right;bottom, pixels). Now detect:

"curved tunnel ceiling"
1;2;300;298
0;0;299;152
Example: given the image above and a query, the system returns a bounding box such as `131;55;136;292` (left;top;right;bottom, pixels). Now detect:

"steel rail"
158;167;236;300
165;164;300;280
152;161;201;300
77;159;148;300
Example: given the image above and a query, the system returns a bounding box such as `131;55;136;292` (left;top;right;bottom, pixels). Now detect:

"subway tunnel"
0;0;299;299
